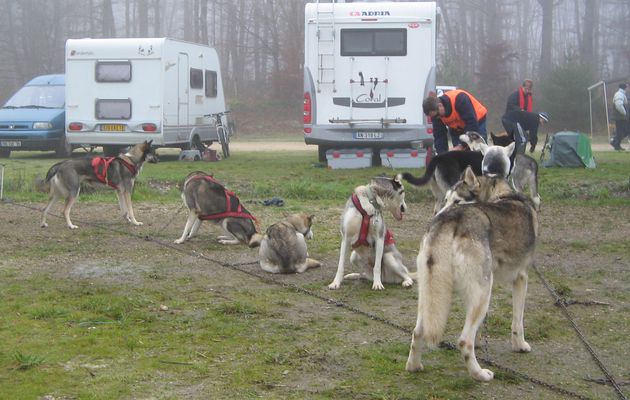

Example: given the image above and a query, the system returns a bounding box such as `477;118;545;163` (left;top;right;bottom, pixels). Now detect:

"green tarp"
542;131;596;168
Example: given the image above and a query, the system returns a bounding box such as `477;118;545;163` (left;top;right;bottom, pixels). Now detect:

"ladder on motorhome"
315;0;336;93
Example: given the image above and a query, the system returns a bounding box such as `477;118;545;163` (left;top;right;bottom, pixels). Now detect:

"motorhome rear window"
340;29;407;56
205;70;217;98
95;99;132;120
95;61;132;82
190;68;203;89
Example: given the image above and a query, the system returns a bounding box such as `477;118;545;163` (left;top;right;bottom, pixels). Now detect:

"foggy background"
0;0;628;134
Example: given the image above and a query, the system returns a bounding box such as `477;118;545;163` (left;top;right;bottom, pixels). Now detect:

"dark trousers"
501;117;526;154
612;119;629;149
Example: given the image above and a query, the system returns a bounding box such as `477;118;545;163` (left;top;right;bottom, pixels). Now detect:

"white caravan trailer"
65;38;227;156
303;2;437;164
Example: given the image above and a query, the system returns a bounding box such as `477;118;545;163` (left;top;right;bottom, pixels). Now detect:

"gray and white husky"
41;140;157;229
463;131;540;210
406;166;538;381
174;171;262;247
259;213;321;274
329;175;414;290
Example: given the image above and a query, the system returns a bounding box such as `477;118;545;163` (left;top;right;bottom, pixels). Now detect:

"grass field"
0;145;629;400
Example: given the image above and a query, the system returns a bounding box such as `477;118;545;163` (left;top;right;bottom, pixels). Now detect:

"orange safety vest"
440;90;487;130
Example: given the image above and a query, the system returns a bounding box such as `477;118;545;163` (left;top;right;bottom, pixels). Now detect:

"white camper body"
303;2;437;163
65;38;226;155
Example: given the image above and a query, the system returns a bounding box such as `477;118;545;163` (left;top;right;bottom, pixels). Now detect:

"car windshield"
3;85;64;109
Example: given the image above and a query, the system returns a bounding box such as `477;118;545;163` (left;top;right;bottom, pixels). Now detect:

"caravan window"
205;70;217;98
340;29;407;56
190;68;203;89
95;99;132;120
95;61;132;82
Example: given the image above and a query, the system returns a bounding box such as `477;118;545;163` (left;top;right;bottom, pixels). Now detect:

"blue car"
0;74;71;158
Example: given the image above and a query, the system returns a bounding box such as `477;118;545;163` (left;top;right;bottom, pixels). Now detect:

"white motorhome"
303;1;437;164
65;38;227;156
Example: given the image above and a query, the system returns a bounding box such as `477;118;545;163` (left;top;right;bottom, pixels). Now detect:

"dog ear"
479;143;489;155
463;166;479;188
505;142;516;157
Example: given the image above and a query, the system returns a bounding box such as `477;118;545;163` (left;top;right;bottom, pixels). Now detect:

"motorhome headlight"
33;122;53;129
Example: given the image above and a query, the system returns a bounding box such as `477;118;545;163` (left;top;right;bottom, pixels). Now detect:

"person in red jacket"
422;89;488;154
505;79;533;113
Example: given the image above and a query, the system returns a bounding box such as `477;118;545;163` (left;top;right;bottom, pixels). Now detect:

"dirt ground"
1;187;629;399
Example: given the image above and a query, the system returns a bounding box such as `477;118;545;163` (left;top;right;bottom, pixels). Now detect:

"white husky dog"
328;175;413;290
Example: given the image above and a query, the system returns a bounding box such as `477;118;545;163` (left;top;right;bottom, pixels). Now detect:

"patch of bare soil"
1;199;629;399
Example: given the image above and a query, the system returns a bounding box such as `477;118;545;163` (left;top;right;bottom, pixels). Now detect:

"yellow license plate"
101;124;126;132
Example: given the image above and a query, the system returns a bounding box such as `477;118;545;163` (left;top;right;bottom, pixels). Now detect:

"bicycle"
204;111;232;159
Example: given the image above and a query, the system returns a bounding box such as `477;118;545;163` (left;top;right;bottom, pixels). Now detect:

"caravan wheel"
55;135;73;158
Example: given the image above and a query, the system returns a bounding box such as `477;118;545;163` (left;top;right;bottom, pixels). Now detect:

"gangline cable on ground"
2;198;627;400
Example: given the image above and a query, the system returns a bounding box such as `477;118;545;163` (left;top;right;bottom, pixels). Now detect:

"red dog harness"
190;175;256;221
91;156;137;189
351;193;395;249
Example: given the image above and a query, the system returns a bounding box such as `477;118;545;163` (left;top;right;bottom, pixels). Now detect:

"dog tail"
44;161;65;183
416;234;453;348
401;155;440;187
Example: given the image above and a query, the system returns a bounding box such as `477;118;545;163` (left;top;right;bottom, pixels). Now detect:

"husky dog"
402;150;483;214
174;171;262;247
406;169;538;382
41;140;157;229
464;131;540;210
438;165;518;214
259;213;321;274
329;175;413;290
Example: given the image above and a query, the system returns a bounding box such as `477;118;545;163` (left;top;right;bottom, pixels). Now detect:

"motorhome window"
205;70;217;97
95;99;132;120
340;29;406;56
190;68;203;89
95;61;132;82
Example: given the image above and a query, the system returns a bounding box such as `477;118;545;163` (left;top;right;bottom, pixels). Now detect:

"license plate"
354;131;383;139
0;140;21;147
101;124;126;132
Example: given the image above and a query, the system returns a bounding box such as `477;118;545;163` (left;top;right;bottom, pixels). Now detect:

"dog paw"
372;281;385;290
405;358;424;372
68;224;78;229
328;281;341;290
174;238;185;244
512;340;531;353
132;221;144;226
472;368;494;382
40;222;48;228
402;278;414;288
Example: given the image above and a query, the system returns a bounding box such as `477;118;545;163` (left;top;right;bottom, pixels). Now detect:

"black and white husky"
329;175;414;290
174;171;262;247
41;140;157;229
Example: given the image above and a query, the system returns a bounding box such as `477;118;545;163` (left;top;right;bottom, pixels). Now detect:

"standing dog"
41;140;157;229
174;171;262;247
465;131;540;210
328;175;413;290
406;168;538;381
259;213;321;274
401;150;483;214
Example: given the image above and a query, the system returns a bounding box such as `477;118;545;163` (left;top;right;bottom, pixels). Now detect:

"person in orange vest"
505;79;533;113
422;89;488;154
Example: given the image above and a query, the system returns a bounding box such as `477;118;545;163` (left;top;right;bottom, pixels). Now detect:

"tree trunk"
538;0;553;81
